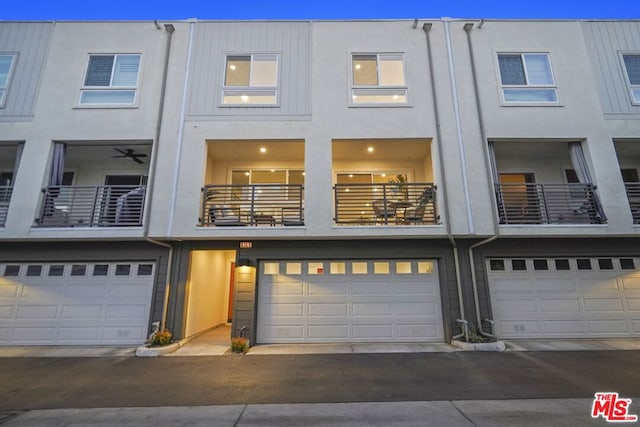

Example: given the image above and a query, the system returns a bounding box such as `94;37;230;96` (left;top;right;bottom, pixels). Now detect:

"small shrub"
462;322;496;343
151;329;173;346
231;336;249;354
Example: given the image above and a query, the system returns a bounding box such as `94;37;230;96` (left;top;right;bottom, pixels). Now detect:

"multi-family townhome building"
1;18;639;348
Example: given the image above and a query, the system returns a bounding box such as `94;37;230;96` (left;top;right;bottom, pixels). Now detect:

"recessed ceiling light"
230;64;237;71
367;146;374;153
244;172;250;176
270;169;275;172
349;174;354;178
393;94;399;100
241;95;249;102
355;64;361;70
381;173;386;177
259;147;267;153
302;172;305;176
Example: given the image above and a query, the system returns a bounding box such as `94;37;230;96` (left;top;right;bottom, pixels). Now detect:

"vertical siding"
0;22;53;121
186;21;311;118
582;21;640;117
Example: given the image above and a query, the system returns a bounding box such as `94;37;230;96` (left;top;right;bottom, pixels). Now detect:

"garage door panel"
57;327;100;341
17;305;58;319
495;299;538;314
584;298;625;312
309;303;347;317
621;277;640;290
258;260;443;343
102;326;145;341
397;324;439;339
105;304;147;318
633;320;640;332
352;302;392;316
0;305;14;318
540;299;581;312
108;284;150;297
627;299;640;310
491;278;533;292
61;305;103;318
309;283;347;296
352;324;393;339
309;325;349;339
268;282;304;296
0;281;19;297
500;320;541;335
542;320;584;334
12;327;55;341
21;284;63;297
579;278;619;292
268;303;304;317
534;279;576;292
65;284;106;297
587;320;630;334
0;328;8;340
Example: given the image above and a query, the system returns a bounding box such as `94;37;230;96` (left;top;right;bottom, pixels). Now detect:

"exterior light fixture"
260;147;267;153
237;258;253;267
367;146;374;153
230;64;237;70
241;95;249;102
355;64;361;70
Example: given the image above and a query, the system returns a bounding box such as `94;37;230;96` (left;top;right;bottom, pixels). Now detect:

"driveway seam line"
232;404;248;427
449;401;477;427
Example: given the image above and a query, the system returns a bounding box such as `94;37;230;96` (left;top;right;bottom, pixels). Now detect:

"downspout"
422;22;466;340
443;19;475;234
168;20;196;237
463;22;500;337
143;23;176;331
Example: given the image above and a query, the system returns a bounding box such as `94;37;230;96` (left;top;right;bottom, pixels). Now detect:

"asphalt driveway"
1;351;639;410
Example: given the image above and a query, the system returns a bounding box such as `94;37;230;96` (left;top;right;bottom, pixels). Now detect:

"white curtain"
568;142;592;183
487;141;499;184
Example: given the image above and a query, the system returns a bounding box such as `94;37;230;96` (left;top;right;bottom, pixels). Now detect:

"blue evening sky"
2;0;639;21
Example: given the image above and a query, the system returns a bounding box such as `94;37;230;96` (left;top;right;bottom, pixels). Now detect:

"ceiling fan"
112;148;148;164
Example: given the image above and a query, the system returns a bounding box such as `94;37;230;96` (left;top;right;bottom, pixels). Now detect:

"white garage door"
0;261;155;345
487;257;640;338
257;260;443;343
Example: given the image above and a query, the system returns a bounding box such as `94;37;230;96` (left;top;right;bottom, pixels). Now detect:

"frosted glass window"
351;53;407;105
374;262;390;274
308;262;324;275
396;262;412;274
0;54;16;107
81;54;140;105
497;53;557;103
417;261;434;274
286;262;301;275
26;265;42;276
223;53;278;106
263;262;279;275
352;262;368;274
330;262;346;274
623;54;640;103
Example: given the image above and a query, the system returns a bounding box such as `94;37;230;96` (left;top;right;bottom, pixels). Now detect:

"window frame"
496;52;559;105
78;53;142;107
0;53;17;108
621;52;640;106
349;52;409;107
220;53;280;107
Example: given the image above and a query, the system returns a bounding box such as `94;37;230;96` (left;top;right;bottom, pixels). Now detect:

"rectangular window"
351;53;407;105
80;54;141;105
497;53;558;103
0;54;17;107
222;54;278;105
622;54;640;104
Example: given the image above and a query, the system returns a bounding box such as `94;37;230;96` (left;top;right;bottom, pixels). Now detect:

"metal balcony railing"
333;183;438;225
36;185;146;227
201;184;304;226
625;183;640;224
0;186;12;226
495;183;605;225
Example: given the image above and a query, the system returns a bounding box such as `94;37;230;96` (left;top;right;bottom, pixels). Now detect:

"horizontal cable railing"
0;186;12;226
334;183;438;225
36;185;146;227
202;184;304;226
495;183;604;225
625;183;640;224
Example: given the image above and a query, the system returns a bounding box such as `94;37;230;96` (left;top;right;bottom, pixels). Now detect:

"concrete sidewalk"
0;399;627;426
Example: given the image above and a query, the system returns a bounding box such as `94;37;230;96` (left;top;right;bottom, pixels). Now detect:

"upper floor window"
80;54;141;106
497;53;558;104
0;54;17;107
622;54;640;104
351;53;407;105
222;54;278;106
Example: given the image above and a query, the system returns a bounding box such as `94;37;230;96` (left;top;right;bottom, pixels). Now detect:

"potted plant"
451;321;506;351
230;336;250;354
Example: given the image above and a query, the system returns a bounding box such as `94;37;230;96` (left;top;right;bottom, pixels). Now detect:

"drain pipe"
143;22;176;331
422;22;466;339
463;22;500;337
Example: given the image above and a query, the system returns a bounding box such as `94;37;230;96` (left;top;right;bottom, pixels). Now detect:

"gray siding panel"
186;22;311;119
0;22;53;121
582;21;640;118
